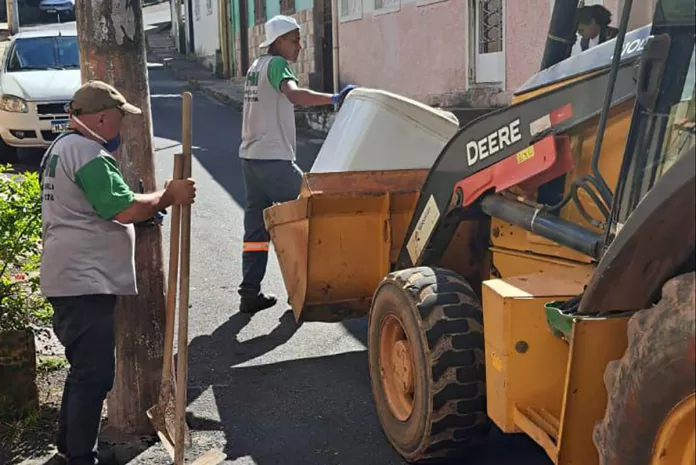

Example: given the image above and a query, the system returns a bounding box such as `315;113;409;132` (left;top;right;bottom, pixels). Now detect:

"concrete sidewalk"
145;24;336;134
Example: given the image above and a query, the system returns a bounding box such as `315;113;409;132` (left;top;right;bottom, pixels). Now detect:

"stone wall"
246;8;322;88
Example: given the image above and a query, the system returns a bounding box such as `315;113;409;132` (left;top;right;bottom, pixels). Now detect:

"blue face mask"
103;134;121;153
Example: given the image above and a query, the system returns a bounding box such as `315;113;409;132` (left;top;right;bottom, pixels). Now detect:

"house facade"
336;0;655;107
176;0;657;107
180;0;222;70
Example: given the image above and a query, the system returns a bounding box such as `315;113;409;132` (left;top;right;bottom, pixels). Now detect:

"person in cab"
571;5;619;56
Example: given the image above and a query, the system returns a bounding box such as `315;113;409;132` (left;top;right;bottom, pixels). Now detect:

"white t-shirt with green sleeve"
39;132;137;297
239;54;300;161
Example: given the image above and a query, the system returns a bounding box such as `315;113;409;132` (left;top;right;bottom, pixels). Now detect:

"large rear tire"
594;272;696;465
368;267;490;463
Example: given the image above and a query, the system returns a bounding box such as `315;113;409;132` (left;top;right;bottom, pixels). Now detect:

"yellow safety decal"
516;146;535;164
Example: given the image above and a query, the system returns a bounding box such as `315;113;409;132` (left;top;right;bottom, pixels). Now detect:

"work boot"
240;293;277;314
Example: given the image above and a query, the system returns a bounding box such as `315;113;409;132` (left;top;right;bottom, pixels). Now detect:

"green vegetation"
0;164;52;334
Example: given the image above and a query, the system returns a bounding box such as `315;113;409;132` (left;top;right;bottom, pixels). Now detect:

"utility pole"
75;0;166;436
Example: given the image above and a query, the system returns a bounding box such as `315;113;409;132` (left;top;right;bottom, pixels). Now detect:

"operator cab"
515;23;652;96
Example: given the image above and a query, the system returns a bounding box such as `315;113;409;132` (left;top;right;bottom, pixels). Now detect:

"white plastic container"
309;88;460;173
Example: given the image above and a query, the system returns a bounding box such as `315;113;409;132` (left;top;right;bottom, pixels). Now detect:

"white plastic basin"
310;88;460;173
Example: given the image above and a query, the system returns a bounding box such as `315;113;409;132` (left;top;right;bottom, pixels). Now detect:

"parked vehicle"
0;28;80;161
38;0;74;21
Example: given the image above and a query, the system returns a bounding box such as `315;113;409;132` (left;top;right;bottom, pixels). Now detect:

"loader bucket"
264;169;428;322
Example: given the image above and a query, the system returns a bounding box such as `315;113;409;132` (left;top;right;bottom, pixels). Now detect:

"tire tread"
386;266;490;462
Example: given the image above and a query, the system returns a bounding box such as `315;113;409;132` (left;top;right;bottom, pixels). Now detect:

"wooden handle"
162;153;184;384
174;92;193;465
182;92;193;161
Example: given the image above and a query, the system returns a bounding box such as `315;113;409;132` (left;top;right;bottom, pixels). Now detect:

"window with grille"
255;0;266;24
478;0;503;54
281;0;295;15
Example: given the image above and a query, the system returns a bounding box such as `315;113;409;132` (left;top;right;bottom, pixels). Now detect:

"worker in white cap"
237;14;355;315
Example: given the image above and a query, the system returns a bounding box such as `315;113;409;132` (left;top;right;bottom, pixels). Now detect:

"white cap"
259;15;301;49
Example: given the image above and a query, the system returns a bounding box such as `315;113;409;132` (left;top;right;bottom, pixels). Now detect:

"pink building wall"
504;0;552;92
338;0;469;105
338;0;655;106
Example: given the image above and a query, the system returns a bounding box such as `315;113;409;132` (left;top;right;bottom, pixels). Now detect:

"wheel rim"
651;393;696;465
379;313;416;422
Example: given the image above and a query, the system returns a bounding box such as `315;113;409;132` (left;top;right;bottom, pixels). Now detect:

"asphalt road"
20;4;554;464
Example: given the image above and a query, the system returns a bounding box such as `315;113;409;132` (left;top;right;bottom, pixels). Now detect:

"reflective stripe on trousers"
243;241;270;253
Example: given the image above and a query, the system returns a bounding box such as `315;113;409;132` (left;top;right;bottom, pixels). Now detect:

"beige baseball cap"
70;80;142;115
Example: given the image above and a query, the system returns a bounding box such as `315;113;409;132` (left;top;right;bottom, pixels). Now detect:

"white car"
0;28;80;158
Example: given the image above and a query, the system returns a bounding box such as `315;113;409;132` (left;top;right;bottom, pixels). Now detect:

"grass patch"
38;356;68;373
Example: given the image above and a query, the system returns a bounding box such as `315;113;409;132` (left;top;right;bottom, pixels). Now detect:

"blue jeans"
50;295;116;465
238;159;303;298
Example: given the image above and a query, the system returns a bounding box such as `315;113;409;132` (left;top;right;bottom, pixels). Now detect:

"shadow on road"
182;309;407;465
182;309;550;465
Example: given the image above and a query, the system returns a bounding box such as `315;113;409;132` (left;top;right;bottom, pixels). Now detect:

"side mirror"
636;34;671;112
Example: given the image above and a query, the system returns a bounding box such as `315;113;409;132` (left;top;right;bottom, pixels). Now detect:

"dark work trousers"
238;158;303;298
49;294;116;465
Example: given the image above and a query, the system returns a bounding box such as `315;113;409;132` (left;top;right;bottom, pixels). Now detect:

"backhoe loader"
263;0;696;463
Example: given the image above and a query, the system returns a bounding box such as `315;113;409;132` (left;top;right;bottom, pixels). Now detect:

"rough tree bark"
75;0;166;436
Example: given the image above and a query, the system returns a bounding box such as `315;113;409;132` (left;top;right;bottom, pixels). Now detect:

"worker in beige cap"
38;80;196;465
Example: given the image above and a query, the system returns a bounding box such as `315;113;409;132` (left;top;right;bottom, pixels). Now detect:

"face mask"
103;134;121;153
72;115;121;153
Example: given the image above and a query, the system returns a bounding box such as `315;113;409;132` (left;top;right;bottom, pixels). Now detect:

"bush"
0;164;51;335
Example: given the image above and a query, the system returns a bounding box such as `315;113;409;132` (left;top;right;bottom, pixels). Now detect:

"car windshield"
7;36;79;71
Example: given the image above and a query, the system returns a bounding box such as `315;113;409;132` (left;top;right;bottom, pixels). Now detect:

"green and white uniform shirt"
239;55;299;161
39;133;137;297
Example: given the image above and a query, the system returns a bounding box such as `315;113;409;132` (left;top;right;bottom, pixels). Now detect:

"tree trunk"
75;0;166;436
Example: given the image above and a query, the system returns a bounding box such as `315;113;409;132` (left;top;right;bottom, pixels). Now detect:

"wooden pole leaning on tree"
174;92;193;465
75;0;166;436
172;93;225;465
146;152;191;459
